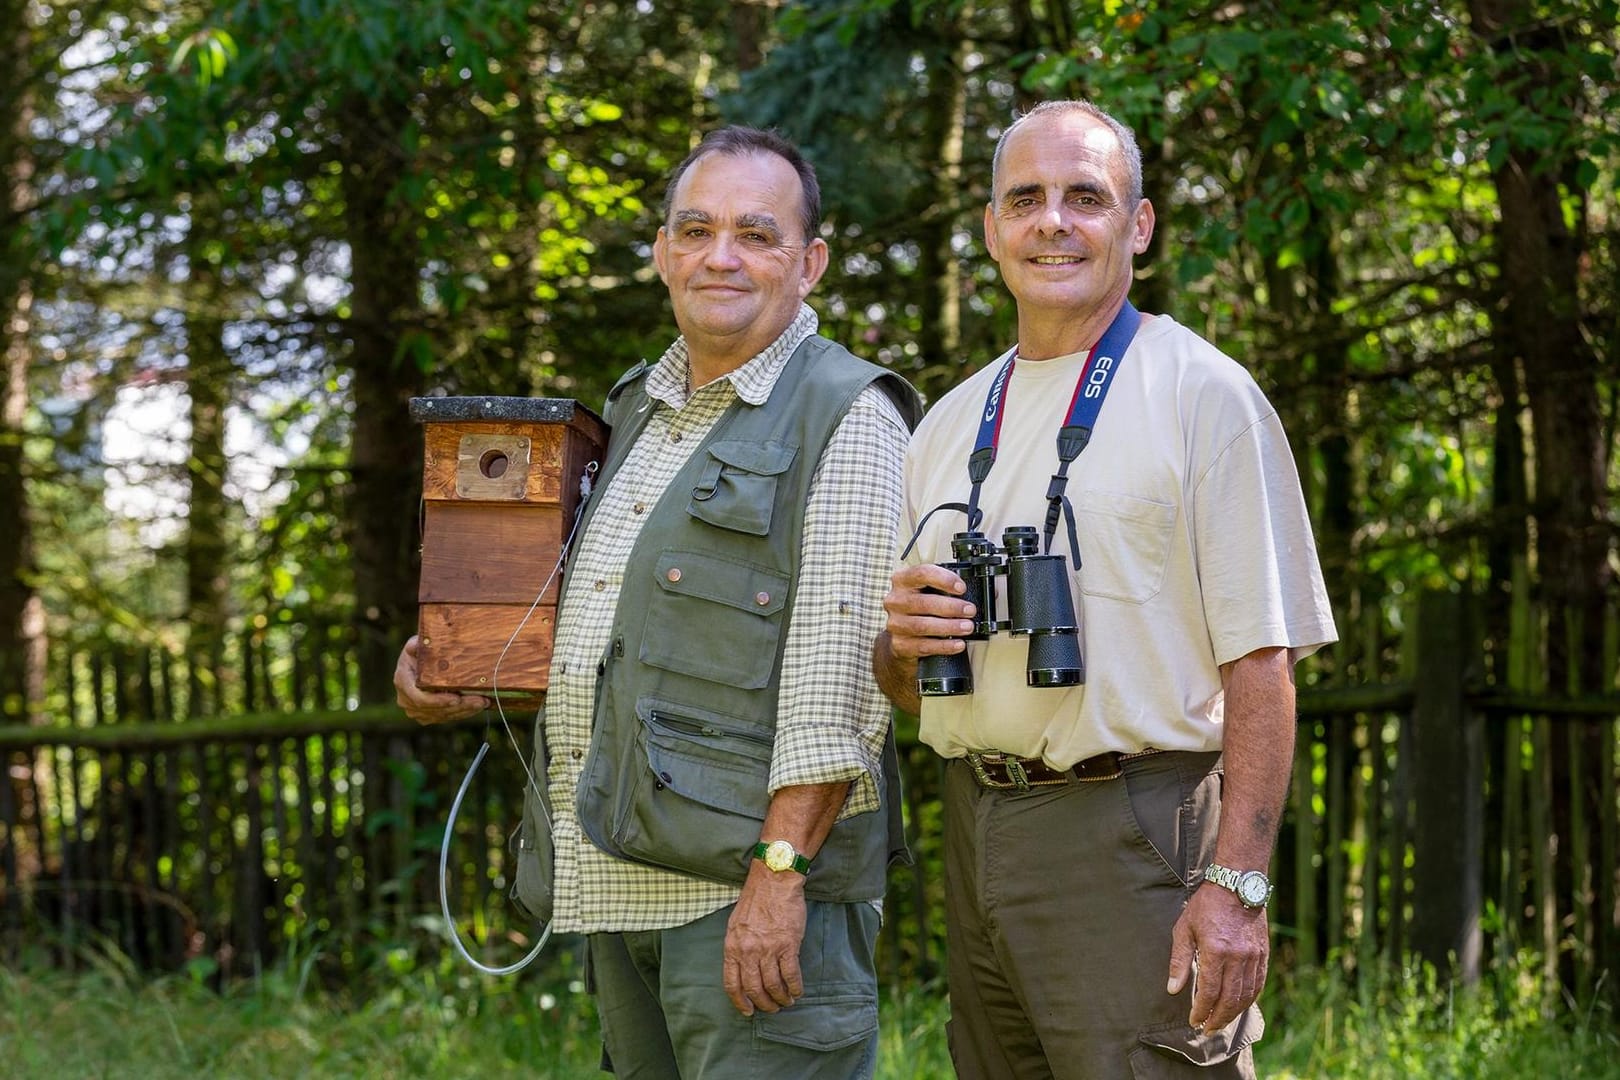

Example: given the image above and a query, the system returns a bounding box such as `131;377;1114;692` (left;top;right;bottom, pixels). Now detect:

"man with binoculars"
874;100;1337;1079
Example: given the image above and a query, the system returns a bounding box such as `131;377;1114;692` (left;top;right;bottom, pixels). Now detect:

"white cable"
435;459;597;975
439;742;551;975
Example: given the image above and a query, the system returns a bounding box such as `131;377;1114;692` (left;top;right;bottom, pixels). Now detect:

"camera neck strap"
965;300;1140;567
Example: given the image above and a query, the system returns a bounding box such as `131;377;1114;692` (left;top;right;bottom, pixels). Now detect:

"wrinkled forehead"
995;114;1126;196
667;150;804;224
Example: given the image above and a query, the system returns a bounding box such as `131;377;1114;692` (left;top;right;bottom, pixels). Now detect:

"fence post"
1409;588;1483;982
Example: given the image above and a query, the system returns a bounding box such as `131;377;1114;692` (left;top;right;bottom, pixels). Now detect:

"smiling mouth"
1030;255;1084;265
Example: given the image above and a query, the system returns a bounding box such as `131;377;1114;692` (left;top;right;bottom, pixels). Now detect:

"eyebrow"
1000;183;1043;207
999;179;1110;207
670;209;786;237
734;212;784;235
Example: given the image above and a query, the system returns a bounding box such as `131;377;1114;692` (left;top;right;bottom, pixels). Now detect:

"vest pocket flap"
687;441;797;535
640;701;771;820
704;439;798;475
653;551;789;616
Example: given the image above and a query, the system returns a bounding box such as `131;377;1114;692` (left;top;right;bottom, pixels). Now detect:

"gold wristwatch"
752;839;811;875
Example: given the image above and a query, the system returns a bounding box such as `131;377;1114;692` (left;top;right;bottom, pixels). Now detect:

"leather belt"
965;748;1160;791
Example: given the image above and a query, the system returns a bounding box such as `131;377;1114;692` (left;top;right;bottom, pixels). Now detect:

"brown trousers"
942;751;1263;1079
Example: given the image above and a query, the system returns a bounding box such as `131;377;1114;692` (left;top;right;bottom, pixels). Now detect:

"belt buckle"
967;753;999;789
1004;758;1031;792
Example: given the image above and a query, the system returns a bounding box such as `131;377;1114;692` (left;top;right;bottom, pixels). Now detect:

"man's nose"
704;233;744;269
1036;204;1072;237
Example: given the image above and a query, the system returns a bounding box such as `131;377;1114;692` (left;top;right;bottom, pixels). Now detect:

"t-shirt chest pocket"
1074;490;1179;604
687;439;799;536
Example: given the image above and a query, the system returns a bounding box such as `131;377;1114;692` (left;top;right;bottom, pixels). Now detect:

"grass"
3;940;1617;1078
1257;955;1620;1078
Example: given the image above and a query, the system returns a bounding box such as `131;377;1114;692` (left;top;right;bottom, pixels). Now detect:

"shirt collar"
644;304;820;409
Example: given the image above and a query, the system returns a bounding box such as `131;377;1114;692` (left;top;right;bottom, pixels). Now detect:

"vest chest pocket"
640;550;790;688
687;439;798;536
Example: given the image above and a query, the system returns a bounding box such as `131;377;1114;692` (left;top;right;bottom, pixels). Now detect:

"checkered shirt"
544;304;909;933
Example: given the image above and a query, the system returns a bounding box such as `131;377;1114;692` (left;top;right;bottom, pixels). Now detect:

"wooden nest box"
410;396;607;698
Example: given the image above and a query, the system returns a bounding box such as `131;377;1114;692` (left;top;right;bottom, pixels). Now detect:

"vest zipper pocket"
647;708;771;750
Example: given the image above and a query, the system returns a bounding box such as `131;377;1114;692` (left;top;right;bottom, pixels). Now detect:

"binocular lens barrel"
1025;632;1085;687
1002;527;1083;687
917;531;997;697
917;651;973;696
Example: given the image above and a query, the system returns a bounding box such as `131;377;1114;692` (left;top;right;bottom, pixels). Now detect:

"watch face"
764;840;797;872
1237;872;1270;907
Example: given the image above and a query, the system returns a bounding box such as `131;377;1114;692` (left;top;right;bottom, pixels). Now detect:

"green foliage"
1259;957;1620;1078
0;936;603;1079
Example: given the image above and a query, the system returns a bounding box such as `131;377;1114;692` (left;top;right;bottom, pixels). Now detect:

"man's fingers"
723;952;802;1016
1203;954;1262;1032
769;952;803;1007
1166;914;1194;995
884;618;972;657
723;956;752;1016
1189;955;1222;1030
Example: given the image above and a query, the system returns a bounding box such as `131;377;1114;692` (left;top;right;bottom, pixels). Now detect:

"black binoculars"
916;525;1083;696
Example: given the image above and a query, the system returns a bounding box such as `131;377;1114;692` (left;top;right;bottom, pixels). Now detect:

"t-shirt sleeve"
1192;411;1338;666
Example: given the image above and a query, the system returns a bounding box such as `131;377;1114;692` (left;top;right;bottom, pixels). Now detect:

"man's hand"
1165;882;1270;1032
394;635;491;724
722;862;808;1015
873;563;978;714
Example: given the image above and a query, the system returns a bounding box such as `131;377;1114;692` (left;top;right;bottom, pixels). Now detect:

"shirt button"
632;502;646;514
666;567;683;583
669;430;682;443
555;661;568;676
593;579;606;590
755;591;771;606
571;749;583;761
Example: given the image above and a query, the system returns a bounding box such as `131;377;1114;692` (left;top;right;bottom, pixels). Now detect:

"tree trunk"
1471;0;1611;992
0;0;43;727
912;8;968;400
340;94;426;704
185;265;231;719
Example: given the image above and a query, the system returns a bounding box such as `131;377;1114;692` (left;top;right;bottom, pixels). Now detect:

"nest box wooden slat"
411;396;607;697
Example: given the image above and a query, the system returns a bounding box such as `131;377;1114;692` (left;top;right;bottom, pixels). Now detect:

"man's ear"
797;237;830;298
1132;200;1156;256
983;203;1001;263
652;225;672;285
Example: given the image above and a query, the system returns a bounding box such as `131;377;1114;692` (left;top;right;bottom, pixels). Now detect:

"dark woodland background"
1;0;1618;1009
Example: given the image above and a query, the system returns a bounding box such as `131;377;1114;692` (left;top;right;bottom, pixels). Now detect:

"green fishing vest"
574;335;922;902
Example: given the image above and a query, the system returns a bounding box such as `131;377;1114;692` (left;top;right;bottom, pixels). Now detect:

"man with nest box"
397;125;922;1079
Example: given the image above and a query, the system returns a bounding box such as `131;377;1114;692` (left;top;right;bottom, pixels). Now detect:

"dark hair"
991;100;1144;206
661;126;822;243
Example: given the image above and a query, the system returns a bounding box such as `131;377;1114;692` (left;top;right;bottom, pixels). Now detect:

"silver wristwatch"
1203;863;1272;909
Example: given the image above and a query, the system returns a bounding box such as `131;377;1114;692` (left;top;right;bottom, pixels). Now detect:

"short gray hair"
990;100;1144;206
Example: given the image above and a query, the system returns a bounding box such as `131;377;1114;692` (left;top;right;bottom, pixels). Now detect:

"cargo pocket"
687;439;797;536
754;991;878;1053
1129;1007;1263;1077
509;717;554;924
509;779;554;924
608;697;774;883
639;550;789;689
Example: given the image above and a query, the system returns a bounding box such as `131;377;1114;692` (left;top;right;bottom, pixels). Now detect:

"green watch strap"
752;840;810;874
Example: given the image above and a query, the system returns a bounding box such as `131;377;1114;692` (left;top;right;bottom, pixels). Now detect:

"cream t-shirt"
901;313;1337;768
